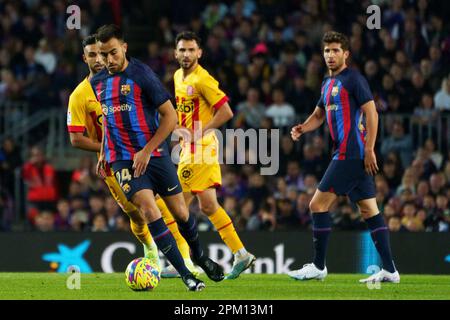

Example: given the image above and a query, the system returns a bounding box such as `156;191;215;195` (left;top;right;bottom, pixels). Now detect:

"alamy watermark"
366;5;381;30
365;265;381;290
171;123;280;176
66;5;81;30
66;265;81;290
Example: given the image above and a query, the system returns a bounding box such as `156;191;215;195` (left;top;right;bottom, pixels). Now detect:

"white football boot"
359;269;400;284
287;263;328;281
225;252;256;280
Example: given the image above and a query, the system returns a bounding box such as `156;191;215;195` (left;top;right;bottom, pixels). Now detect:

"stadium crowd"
0;0;449;232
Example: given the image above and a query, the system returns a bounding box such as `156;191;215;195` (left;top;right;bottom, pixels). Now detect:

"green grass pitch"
0;273;448;300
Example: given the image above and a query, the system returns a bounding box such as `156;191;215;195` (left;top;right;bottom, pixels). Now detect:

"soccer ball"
125;257;160;291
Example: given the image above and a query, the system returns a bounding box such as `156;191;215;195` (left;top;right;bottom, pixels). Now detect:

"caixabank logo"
42;240;93;273
40;240;295;274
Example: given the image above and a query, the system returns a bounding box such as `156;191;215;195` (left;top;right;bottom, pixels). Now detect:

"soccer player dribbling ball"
92;24;224;291
67;35;164;267
289;31;400;283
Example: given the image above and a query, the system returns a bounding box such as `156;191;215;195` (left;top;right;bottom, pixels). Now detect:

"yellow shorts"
104;174;137;214
177;162;222;193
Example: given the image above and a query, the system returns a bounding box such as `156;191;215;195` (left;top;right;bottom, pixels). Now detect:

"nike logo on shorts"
168;185;178;192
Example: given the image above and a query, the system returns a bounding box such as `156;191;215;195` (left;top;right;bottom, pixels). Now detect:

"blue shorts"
111;156;182;201
318;160;376;203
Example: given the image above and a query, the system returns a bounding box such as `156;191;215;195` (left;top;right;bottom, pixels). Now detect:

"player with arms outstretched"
288;31;400;283
92;25;224;291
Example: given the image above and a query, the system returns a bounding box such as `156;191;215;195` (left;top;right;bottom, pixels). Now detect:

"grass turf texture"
0;273;448;300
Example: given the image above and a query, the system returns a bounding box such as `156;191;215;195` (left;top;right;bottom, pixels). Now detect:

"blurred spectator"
34;38;57;74
285;160;304;191
115;215;130;232
54;198;70;231
429;172;446;196
246;173;270;211
202;1;228;30
91;213;109;232
34;210;55;232
235;198;255;231
70;209;89;232
401;202;424;231
294;192;311;227
104;196;120;230
247;198;276;231
381;121;414;169
233;87;266;129
265;88;295;128
276;198;298;230
413;92;438;124
0;137;22;194
334;204;366;231
278;135;300;177
388;216;408;232
22;146;58;215
433;76;450;111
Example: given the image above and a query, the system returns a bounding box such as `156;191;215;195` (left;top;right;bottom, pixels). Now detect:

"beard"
180;59;196;70
108;55;125;73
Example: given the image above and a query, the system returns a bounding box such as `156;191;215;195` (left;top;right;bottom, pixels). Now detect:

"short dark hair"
96;24;124;43
322;31;350;51
175;31;201;47
82;34;97;49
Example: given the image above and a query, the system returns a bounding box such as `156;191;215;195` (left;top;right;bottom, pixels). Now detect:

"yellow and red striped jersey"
67;77;103;143
174;64;228;150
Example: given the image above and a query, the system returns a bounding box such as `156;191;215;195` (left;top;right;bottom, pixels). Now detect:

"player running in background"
162;31;255;280
67;35;162;267
92;25;224;291
289;31;400;283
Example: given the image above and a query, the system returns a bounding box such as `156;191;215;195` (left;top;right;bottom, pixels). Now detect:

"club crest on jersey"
102;104;109;115
121;84;131;95
331;86;339;96
122;183;131;194
186;85;194;96
327;104;339;111
181;168;193;181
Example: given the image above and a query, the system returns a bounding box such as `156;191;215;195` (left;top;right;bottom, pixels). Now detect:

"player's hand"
96;155;107;179
364;149;379;176
291;124;304;141
133;149;151;178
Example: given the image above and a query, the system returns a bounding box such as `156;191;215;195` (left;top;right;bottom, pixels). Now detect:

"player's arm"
96;116;107;178
291;107;325;141
202;102;233;134
361;100;379;176
132;99;177;177
69;132;101;152
198;73;232;135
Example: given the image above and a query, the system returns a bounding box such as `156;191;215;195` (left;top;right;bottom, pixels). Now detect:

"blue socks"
365;213;396;273
312;212;332;270
148;218;190;277
177;214;204;260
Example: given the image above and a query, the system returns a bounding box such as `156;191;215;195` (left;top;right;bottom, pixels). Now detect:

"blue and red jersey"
91;58;171;163
317;68;374;160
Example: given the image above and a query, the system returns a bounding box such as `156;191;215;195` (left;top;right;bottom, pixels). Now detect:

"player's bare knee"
138;206;160;222
126;209;146;225
199;201;218;216
169;202;189;222
309;201;327;213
